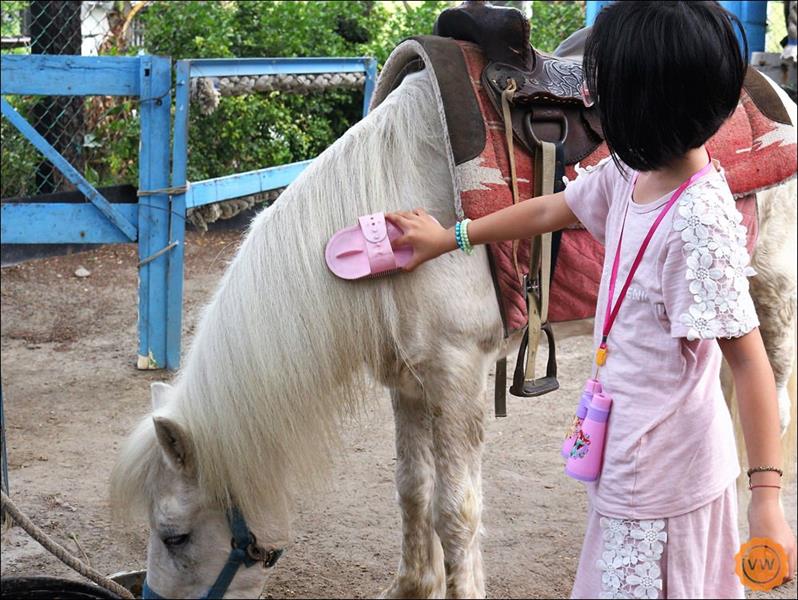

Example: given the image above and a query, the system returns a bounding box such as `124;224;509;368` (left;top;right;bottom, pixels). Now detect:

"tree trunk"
30;1;85;194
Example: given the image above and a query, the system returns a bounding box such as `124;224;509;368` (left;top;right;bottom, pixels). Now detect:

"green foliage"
83;99;141;187
1;0;587;198
138;0;237;59
229;1;383;60
0;0;27;37
530;1;585;53
136;0;455;182
0;97;40;199
1;1;31;55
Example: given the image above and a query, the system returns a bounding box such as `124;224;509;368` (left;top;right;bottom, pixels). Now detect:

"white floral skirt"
571;483;744;599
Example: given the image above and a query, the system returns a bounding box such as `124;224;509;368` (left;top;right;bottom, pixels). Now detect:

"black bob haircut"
584;1;749;172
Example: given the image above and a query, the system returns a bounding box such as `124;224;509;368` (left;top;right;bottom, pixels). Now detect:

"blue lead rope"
143;507;271;599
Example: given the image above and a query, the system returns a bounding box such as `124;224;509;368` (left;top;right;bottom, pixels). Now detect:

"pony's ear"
151;382;172;412
153;416;195;475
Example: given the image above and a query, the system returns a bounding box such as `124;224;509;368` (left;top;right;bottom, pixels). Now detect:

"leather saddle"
434;0;604;166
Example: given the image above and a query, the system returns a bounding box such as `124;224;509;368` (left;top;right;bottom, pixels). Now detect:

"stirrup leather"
507;139;561;401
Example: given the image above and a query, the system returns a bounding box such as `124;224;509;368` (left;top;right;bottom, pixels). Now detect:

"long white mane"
111;70;453;523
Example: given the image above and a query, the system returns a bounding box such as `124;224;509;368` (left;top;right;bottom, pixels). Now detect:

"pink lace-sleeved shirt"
564;157;758;519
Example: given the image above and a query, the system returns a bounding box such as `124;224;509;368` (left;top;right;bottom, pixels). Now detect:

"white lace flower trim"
673;181;758;340
598;517;667;599
571;155;615;182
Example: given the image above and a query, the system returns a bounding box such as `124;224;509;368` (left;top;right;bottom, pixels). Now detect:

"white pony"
111;67;796;598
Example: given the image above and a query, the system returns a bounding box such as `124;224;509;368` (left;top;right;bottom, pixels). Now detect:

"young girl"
388;2;796;598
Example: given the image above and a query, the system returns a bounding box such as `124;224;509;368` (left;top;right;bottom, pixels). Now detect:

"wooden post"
136;55;173;370
362;58;377;115
165;60;191;371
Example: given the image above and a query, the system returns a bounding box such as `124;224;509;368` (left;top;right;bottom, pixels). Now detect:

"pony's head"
111;382;289;599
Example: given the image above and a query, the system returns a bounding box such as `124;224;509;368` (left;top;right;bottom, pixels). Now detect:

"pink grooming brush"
325;212;413;280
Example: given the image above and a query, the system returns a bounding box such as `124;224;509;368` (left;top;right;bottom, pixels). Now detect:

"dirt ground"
1;227;796;599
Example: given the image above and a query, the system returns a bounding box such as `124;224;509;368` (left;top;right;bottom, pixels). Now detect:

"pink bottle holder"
565;391;612;482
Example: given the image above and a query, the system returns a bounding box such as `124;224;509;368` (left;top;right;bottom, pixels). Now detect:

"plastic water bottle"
565;391;612;482
561;378;602;458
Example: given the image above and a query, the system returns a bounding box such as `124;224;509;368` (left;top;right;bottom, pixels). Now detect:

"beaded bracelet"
746;466;783;479
461;218;474;255
455;219;474;255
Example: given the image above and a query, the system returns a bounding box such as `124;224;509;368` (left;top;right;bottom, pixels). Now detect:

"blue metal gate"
1;53;174;368
1;53;377;370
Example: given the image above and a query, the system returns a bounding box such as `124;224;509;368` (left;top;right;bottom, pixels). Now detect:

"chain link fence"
1;1;145;198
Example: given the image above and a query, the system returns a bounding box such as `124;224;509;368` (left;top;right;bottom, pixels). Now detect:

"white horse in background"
111;66;797;598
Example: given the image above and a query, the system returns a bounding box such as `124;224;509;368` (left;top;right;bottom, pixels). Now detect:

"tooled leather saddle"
435;1;603;166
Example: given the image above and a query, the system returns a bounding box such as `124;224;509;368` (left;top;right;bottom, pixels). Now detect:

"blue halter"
142;507;282;599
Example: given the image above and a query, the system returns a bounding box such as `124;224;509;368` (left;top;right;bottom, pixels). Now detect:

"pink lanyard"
595;158;714;367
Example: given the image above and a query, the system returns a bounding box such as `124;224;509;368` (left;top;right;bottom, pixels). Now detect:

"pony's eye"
163;534;190;547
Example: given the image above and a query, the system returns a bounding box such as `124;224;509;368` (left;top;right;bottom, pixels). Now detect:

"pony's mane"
111;70;453;523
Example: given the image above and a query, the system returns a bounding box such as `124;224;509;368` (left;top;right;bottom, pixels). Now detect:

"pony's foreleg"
380;386;446;599
426;360;489;599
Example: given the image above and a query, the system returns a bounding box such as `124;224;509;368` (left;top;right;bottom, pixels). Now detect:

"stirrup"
509;321;559;397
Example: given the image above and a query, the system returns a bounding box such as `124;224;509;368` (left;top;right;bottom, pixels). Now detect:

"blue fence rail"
1;53;377;370
173;57;377;209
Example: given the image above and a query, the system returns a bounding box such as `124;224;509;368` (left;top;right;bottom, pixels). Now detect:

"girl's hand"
748;495;797;585
386;209;456;271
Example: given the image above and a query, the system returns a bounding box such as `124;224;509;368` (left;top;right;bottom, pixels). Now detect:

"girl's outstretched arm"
719;329;797;584
387;191;576;271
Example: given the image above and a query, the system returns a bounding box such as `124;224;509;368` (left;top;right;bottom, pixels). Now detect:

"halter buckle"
231;532;283;568
230;530;257;552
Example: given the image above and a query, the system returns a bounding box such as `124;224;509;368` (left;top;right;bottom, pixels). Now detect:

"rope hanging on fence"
187;188;285;232
190;72;366;115
186;71;364;227
1;490;135;599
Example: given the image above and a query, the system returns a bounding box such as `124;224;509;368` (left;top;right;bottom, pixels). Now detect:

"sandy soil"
1;227;795;599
